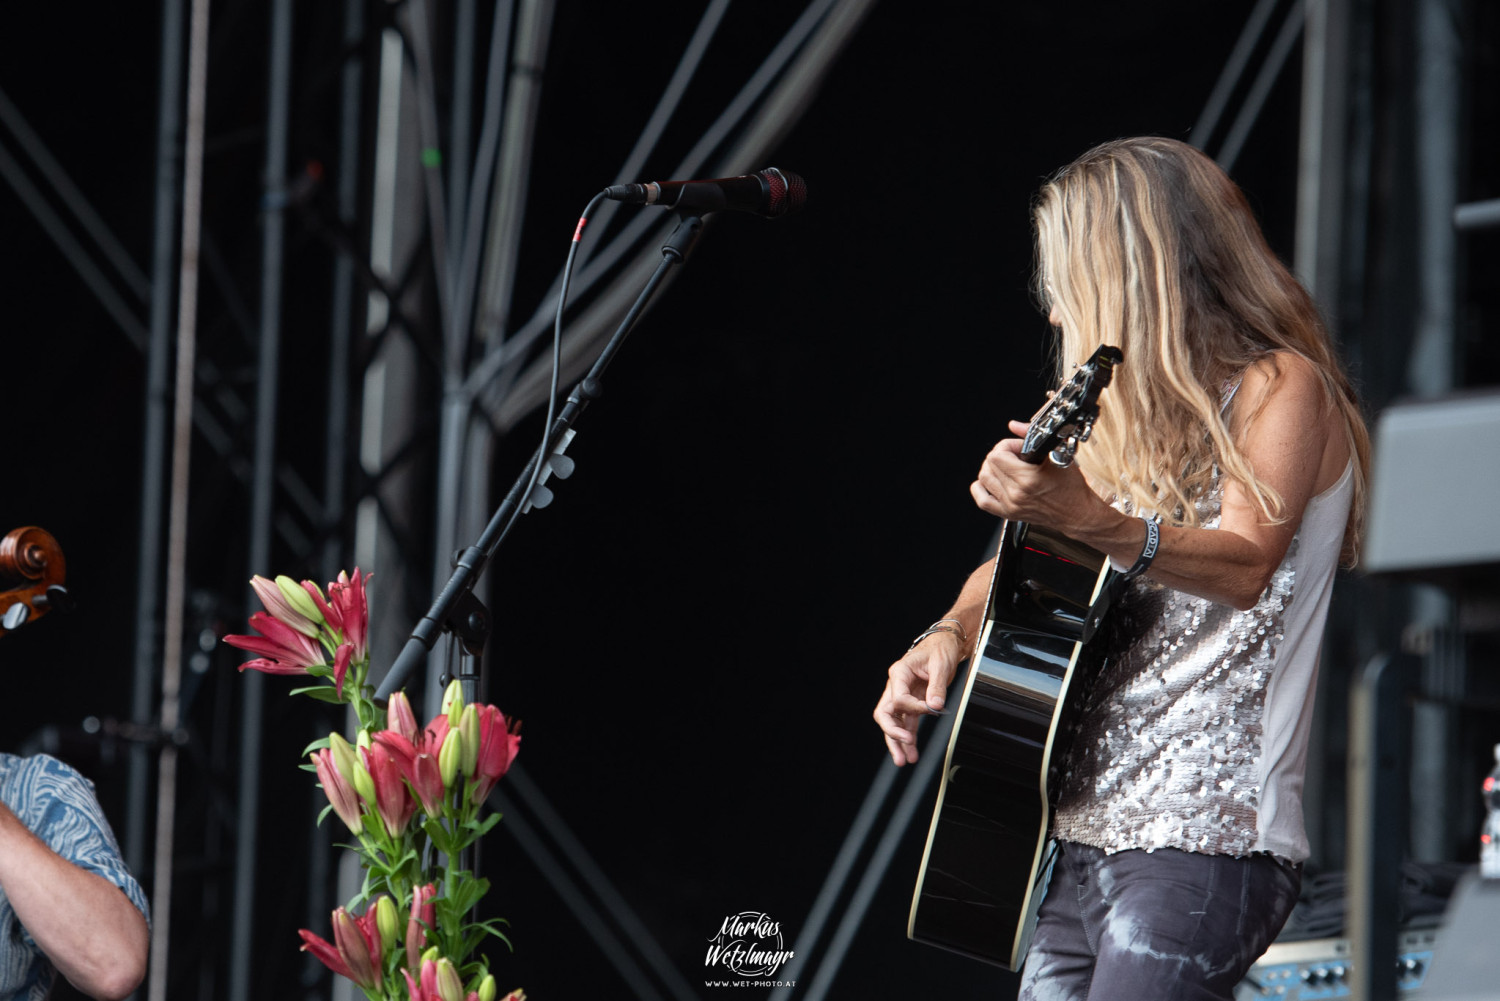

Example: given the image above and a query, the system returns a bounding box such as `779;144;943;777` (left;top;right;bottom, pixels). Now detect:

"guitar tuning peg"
1049;437;1079;468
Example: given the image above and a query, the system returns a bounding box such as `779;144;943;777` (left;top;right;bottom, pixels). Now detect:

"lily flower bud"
435;958;464;1001
387;691;419;743
477;974;497;1001
406;882;437;969
249;575;322;637
311;748;363;835
459;704;480;779
277;575;326;625
351;750;377;812
332;642;353;700
326;906;382;989
442;678;465;724
422;946;442;964
438;725;463;791
375;894;400;952
328;733;359;784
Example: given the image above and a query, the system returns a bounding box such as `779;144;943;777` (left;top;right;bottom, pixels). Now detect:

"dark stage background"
2;1;1494;999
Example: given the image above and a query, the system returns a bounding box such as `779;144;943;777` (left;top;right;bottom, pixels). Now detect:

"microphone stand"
375;210;705;703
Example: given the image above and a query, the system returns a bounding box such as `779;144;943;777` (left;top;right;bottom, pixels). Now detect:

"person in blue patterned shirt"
0;753;148;1000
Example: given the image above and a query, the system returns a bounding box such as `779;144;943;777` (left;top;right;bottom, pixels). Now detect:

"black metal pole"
229;0;293;996
127;0;186;882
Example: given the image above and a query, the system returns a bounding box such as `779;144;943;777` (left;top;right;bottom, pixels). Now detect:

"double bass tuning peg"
2;604;28;630
0;527;68;636
35;585;73;614
0;585;71;633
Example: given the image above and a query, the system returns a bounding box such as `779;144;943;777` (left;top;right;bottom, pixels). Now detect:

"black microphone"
603;168;806;218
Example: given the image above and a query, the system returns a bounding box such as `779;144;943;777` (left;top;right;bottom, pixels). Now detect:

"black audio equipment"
1235;928;1440;999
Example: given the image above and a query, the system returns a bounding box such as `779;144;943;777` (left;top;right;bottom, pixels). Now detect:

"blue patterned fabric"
0;753;149;1001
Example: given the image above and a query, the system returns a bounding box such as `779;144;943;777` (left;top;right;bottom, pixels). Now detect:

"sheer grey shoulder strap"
1219;378;1243;416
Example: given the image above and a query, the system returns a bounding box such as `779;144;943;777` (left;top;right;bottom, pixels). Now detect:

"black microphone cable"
504;189;609;540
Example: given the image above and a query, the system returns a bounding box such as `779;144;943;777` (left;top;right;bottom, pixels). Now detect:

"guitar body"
908;520;1114;968
907;343;1124;970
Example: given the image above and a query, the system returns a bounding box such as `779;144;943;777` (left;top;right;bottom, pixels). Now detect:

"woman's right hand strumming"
873;629;965;766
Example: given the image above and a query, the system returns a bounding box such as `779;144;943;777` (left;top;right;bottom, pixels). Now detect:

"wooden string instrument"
0;527;70;636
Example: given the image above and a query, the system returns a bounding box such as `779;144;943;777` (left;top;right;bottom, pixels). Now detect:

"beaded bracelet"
1121;516;1160;580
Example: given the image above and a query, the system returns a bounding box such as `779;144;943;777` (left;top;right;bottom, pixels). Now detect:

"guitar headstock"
1020;345;1124;468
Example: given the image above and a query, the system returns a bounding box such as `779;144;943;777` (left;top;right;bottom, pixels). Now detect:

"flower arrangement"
224;570;525;1001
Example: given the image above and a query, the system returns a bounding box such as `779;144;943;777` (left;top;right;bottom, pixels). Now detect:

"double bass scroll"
0;526;70;635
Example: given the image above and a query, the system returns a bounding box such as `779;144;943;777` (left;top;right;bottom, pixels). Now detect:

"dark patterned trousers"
1017;841;1300;1001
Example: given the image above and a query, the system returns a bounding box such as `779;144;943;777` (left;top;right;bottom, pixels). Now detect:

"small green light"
421;148;442;168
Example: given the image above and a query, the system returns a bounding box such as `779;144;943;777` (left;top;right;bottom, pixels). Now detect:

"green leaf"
383;847;421;876
301;735;333;757
468;917;510;932
422;819;454;858
463;813;502;837
288;685;347;704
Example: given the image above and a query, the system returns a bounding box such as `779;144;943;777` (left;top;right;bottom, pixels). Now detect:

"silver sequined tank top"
1049;460;1354;862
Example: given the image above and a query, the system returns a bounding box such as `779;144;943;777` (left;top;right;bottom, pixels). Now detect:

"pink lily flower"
405;882;435;972
401;957;465;1001
332;642;353;699
387;691;419;743
311;747;363;835
328;568;370;662
402;958;440;1001
361;740;416;838
424;713;453;754
405;882;437;970
248;575;322;637
373;730;446;817
400;958;503;1001
299;905;382;990
301;579;341;632
223;611;328;676
470;705;521;804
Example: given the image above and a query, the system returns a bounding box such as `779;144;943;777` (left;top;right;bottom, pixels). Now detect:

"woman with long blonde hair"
874;137;1369;998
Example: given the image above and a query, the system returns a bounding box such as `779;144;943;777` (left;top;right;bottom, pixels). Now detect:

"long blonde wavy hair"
1033;137;1370;564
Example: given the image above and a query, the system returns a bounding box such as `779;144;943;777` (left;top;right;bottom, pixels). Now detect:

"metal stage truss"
0;0;878;996
0;0;1491;998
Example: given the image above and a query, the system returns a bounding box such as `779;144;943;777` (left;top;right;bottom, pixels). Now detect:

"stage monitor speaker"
1363;391;1500;587
1421;872;1500;1000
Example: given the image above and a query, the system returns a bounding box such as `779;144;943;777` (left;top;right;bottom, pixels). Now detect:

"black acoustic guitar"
908;345;1123;970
